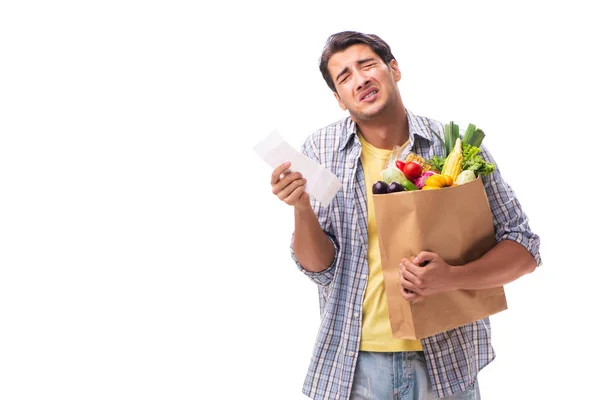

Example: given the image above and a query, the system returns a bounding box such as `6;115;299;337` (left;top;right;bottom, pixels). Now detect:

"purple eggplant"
372;181;389;194
387;182;405;193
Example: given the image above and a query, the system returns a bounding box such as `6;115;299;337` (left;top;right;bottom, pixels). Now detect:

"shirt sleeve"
480;145;543;267
289;134;340;286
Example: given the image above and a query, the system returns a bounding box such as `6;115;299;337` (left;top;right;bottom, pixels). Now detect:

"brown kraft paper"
372;177;507;340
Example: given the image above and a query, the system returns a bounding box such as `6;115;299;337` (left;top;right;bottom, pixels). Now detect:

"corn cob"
405;153;435;172
441;137;463;181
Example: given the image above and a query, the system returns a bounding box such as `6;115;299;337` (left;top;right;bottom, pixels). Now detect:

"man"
270;31;541;400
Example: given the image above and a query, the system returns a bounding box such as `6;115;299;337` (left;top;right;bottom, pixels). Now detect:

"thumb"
413;251;437;266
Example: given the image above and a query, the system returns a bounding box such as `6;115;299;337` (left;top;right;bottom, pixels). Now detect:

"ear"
334;91;347;111
390;60;401;82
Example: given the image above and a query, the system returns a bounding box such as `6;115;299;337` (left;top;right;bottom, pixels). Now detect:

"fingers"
401;257;425;277
283;185;307;204
413;251;436;266
271;162;302;191
278;178;307;201
401;287;424;303
400;264;424;302
270;161;291;185
400;264;422;294
271;162;308;204
272;170;304;195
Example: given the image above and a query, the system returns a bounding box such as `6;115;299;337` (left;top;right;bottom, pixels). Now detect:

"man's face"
328;44;401;121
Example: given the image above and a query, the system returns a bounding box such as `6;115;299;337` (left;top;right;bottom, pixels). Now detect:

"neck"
356;106;409;150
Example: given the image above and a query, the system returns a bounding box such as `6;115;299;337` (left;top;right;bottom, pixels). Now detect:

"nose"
356;72;370;92
357;80;370;92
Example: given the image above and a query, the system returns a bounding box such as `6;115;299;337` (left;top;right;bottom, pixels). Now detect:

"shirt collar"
406;109;435;142
339;108;434;151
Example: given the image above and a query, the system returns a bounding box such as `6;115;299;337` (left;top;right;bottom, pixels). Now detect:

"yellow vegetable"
422;173;454;190
441;137;463;181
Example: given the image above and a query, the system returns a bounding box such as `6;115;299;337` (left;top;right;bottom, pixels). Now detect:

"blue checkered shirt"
290;109;542;399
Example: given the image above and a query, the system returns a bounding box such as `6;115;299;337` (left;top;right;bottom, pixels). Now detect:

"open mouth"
360;89;378;101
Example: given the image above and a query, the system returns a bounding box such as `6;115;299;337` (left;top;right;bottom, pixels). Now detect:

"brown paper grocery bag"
372;177;507;340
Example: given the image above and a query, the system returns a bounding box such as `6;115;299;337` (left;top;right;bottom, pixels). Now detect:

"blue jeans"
350;351;480;400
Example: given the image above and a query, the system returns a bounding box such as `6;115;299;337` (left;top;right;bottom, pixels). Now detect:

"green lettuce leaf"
426;155;445;172
461;143;495;177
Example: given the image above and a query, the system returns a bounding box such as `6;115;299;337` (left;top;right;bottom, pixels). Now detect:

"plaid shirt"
290;109;542;400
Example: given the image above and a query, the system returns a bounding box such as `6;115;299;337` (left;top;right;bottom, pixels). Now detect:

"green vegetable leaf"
461;143;496;177
426;155;446;173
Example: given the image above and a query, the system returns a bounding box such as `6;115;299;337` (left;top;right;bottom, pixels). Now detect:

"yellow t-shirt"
358;133;422;352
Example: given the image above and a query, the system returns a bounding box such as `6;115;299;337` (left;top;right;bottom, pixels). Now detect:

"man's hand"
272;162;334;272
399;251;457;302
271;161;309;207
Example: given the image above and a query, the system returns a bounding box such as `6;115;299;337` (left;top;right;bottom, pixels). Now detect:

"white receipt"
253;131;342;207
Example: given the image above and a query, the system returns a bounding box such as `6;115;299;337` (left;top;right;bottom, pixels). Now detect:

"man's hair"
319;31;396;92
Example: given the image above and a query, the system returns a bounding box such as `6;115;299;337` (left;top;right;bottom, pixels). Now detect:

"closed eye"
357;58;378;69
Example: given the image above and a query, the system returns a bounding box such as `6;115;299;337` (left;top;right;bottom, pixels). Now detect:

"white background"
1;1;598;399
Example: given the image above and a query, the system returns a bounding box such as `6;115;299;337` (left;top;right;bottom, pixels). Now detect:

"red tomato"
395;160;406;171
403;161;422;181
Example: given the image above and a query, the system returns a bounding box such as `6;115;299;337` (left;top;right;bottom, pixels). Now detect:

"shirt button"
361;274;367;280
347;161;354;168
349;351;355;357
354;312;359;318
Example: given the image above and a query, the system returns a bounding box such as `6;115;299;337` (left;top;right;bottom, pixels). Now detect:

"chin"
352;104;386;120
